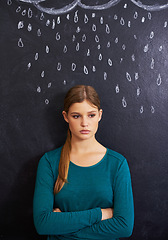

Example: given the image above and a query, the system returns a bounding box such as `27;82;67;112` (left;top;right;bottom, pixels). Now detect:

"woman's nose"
81;117;88;127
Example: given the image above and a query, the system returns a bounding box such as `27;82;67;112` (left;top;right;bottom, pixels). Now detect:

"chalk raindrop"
151;106;155;113
74;11;78;23
56;32;61;40
148;12;152;20
82;34;87;42
115;84;120;93
120;17;125;25
135;72;139;80
137;87;141;96
22;9;26;16
18;38;24;47
52;19;55;29
71;63;76;71
140;106;144;113
76;42;80;51
28;8;32;18
87;49;90;56
45;99;49;104
27;62;31;70
141;17;145;23
84;14;89;23
57;16;61;24
84;65;89;74
37;86;41;93
126;72;132;81
105;24;110;34
99;53;103;61
107;41;111;48
150;58;155;69
108;59;113;66
48;82;52;88
37;29;42;37
35;53;39;61
92;66;96;72
92;24;97;32
157;74;162;86
41;71;45;78
159;46;163;51
104;72;107;80
122;97;127;107
95;35;99;43
7;0;12;5
76;26;81;33
131;54;135;61
144;44;149;53
122;44;126;50
150;31;154;39
46;19;50;27
72;35;76;42
100;17;103;24
115;37;119;43
27;23;32;32
46;46;50;53
40;13;44;21
63;45;68;53
57;62;61;71
16;6;21;13
97;44;101;50
18;21;24;29
134;11;138;19
114;14;118;20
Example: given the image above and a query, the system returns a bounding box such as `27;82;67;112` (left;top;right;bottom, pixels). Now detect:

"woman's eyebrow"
70;112;80;115
88;111;97;113
70;111;97;115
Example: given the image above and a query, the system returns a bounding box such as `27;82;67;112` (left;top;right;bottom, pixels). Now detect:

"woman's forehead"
68;100;98;112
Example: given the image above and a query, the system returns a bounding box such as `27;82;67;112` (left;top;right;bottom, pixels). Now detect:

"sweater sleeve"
33;154;102;236
70;158;134;239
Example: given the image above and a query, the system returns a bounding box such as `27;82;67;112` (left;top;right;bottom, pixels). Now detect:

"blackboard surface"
0;0;168;239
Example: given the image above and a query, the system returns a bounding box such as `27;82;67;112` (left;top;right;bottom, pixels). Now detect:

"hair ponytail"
54;85;101;194
54;129;71;194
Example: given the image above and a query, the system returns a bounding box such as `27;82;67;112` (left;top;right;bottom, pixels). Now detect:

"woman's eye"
89;114;96;118
72;115;80;119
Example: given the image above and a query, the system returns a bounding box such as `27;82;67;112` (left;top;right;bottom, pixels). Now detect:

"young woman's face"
62;100;102;141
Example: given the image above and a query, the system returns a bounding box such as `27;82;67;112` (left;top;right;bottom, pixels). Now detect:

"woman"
33;85;134;240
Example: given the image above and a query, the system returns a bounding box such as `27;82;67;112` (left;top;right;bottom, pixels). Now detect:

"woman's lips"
80;130;90;134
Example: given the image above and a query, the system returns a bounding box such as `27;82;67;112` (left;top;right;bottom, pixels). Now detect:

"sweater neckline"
70;148;108;169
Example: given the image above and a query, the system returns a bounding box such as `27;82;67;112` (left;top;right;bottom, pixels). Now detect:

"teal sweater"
33;147;134;240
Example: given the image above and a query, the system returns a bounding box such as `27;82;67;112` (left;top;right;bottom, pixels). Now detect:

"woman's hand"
53;208;61;212
101;208;113;220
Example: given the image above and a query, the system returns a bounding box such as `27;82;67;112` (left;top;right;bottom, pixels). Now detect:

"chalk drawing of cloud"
18;0;168;15
131;0;168;11
18;0;122;14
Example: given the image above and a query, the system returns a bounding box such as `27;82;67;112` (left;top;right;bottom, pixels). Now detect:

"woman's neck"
70;136;103;154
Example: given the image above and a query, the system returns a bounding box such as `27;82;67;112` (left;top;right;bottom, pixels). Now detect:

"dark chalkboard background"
0;0;168;239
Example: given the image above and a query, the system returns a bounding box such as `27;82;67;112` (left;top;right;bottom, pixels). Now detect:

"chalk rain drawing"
6;0;168;113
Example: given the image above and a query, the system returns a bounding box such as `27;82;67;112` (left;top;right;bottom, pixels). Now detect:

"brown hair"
54;85;101;194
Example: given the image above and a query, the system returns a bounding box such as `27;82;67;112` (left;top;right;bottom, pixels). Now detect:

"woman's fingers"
53;208;61;212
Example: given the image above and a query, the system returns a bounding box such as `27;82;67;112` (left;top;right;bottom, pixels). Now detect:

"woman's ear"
98;109;103;122
62;111;69;123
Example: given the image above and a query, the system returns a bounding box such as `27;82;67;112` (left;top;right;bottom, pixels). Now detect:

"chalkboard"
0;0;168;239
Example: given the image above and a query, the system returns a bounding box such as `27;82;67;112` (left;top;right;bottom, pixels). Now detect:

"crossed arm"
53;207;114;221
